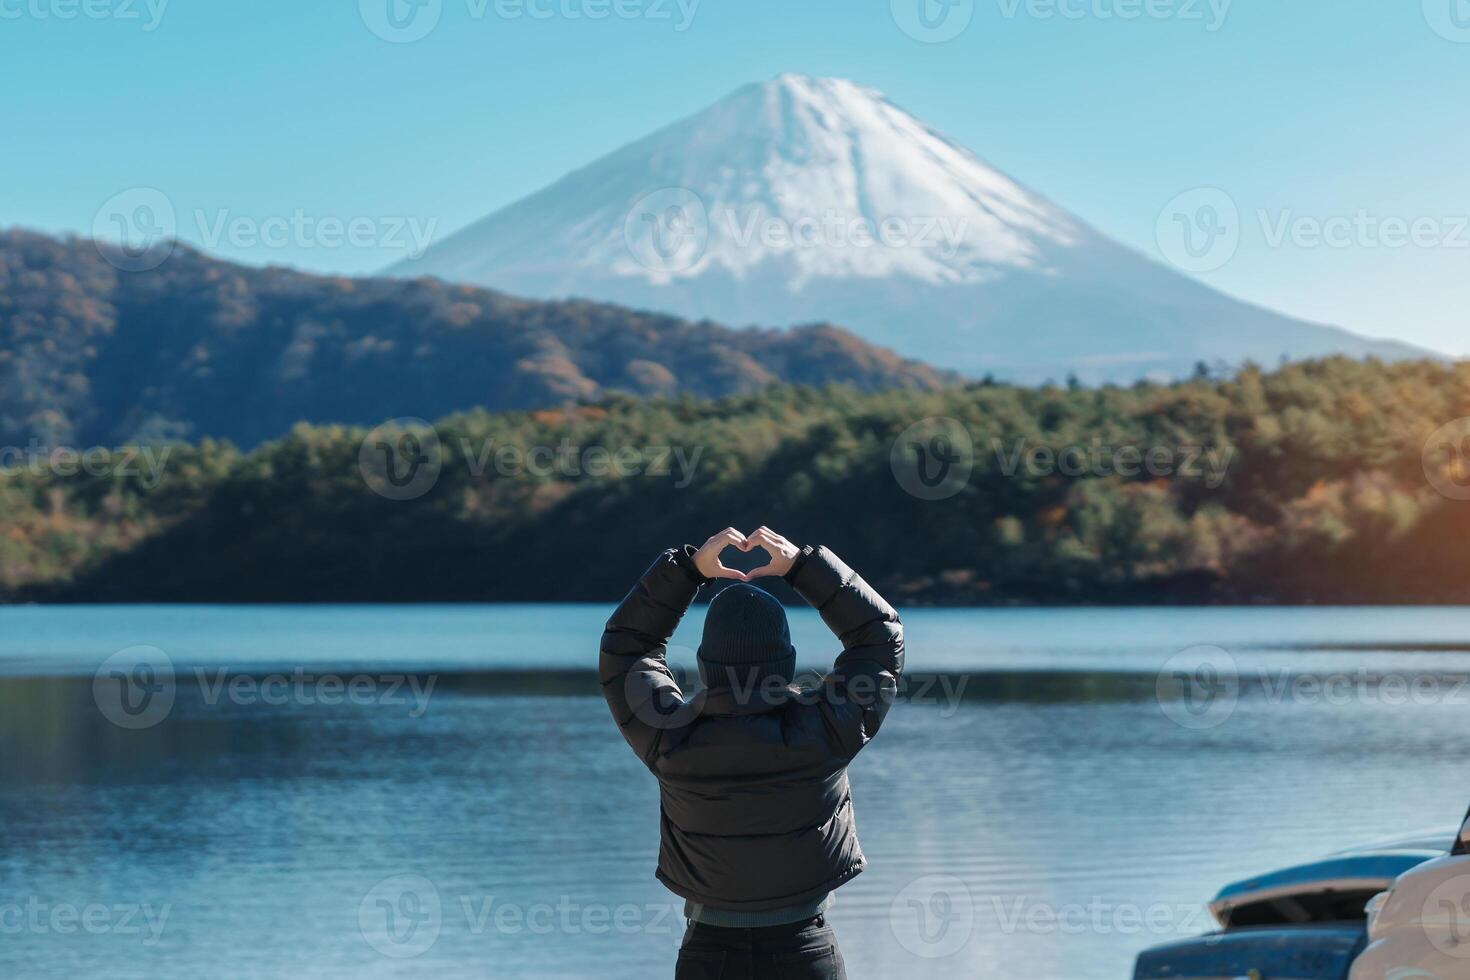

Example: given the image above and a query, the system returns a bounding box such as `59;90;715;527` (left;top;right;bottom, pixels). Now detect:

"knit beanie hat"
697;583;796;690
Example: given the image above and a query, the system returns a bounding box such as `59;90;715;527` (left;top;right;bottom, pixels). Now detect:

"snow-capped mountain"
390;74;1428;381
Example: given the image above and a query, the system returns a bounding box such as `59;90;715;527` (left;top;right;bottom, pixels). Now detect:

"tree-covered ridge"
0;228;952;448
4;357;1469;604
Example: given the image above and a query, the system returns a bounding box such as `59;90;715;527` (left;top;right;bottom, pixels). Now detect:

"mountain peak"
401;72;1083;294
391;78;1429;381
760;72;879;99
726;72;872;99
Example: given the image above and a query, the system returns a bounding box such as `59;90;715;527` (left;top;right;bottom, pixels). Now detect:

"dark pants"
675;914;848;980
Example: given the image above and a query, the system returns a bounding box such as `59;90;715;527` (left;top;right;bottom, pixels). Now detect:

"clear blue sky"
4;0;1467;354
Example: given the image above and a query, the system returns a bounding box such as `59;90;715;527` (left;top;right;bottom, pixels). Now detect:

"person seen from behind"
600;526;905;979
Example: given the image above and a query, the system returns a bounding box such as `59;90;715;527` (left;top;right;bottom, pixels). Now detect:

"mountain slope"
391;73;1430;382
0;228;952;447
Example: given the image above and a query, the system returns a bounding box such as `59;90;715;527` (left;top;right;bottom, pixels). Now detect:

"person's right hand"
692;527;749;581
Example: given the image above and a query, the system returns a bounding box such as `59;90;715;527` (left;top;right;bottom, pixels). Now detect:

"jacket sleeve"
599;546;707;769
787;546;904;760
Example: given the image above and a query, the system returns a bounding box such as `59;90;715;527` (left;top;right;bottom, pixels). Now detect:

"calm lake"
3;604;1470;979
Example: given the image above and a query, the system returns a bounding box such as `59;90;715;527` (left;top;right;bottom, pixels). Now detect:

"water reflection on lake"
3;605;1469;979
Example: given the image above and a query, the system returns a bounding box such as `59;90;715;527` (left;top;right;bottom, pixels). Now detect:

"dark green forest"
4;356;1470;604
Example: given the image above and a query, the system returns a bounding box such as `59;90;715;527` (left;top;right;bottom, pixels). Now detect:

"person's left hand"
740;526;800;580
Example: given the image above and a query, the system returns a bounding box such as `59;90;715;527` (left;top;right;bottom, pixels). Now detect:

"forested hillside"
0;229;951;448
4;357;1469;604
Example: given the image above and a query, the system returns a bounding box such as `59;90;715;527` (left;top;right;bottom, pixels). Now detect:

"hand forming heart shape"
692;526;800;582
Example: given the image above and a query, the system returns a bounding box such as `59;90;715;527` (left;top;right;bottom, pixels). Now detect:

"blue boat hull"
1134;924;1369;980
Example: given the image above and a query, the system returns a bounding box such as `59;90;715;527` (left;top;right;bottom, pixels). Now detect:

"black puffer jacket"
600;545;904;911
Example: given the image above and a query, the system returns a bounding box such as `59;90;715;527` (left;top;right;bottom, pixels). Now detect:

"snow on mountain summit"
391;74;1428;381
592;72;1085;285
